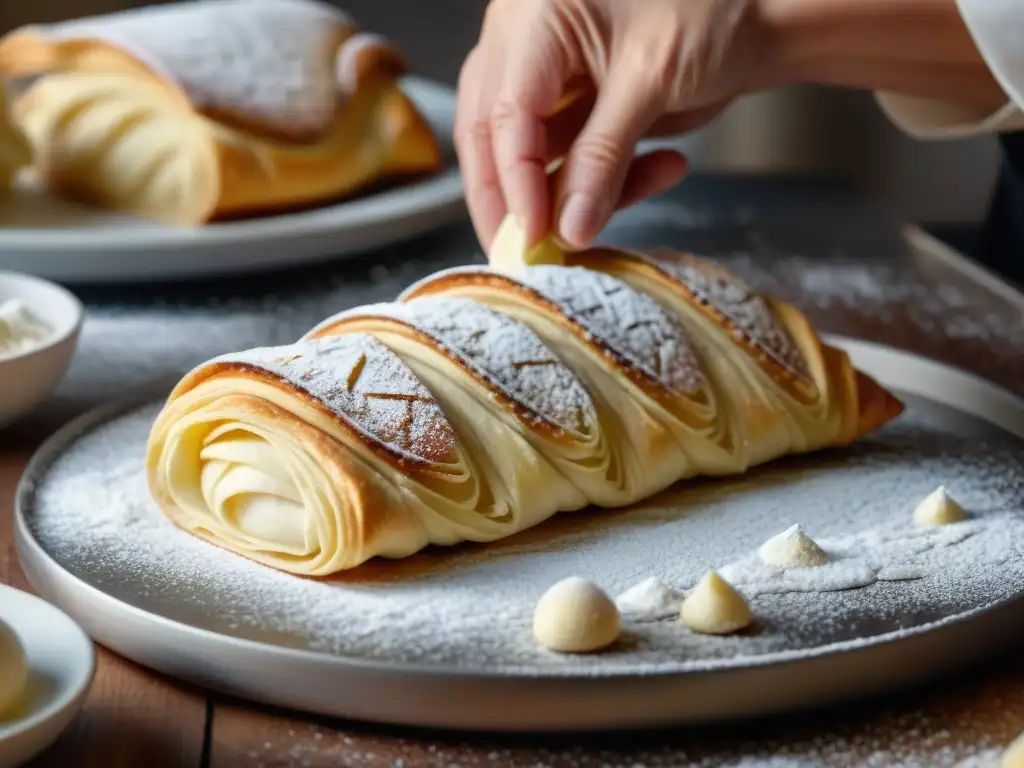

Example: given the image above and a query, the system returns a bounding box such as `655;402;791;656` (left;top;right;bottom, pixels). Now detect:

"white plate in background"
0;77;465;284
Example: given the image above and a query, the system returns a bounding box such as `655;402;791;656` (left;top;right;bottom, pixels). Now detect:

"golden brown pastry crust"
564;246;904;445
308;301;597;449
398;266;719;425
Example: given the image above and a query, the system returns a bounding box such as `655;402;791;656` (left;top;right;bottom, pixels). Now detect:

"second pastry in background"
0;0;442;225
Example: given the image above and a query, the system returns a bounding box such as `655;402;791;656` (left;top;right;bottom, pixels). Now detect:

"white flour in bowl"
0;298;52;359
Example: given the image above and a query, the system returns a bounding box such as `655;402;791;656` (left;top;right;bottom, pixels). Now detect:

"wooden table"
3;215;1024;766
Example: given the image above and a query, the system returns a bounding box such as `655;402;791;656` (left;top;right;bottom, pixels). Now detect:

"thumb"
556;68;663;248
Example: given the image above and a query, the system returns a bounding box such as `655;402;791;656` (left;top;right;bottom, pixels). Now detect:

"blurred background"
0;0;1002;231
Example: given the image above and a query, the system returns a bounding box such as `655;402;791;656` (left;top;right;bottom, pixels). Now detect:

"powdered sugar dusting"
25;390;1024;677
46;0;353;137
521;265;707;396
720;518;999;596
206;333;456;464
349;297;596;436
653;252;812;383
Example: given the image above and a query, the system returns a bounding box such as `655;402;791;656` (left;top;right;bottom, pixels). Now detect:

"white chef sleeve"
875;0;1024;139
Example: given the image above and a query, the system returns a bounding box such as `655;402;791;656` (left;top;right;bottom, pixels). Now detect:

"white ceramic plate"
0;585;95;768
0;272;83;430
14;339;1024;732
0;77;465;284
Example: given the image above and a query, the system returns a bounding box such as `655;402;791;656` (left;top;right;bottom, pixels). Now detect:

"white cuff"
958;0;1024;113
875;0;1024;140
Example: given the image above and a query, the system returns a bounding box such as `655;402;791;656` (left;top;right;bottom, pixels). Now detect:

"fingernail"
557;193;599;248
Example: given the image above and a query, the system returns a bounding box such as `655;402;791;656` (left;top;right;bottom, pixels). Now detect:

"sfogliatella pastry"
0;0;441;224
0;81;31;193
147;244;904;577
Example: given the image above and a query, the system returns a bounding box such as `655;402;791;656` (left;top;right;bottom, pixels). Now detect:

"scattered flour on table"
25;389;1024;676
723;253;1024;351
253;720;1015;767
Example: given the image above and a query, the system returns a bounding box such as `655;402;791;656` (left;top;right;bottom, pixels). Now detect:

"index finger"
455;46;510;251
490;22;571;248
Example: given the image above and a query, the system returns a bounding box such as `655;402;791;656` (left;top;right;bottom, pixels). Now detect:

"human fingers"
555;66;664;248
454;45;508;250
545;97;732;163
489;11;572;248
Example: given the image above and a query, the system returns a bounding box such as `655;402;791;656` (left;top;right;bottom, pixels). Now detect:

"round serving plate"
0;77;465;284
14;337;1024;733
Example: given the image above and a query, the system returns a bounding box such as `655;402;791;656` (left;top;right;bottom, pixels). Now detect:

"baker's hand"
455;0;773;251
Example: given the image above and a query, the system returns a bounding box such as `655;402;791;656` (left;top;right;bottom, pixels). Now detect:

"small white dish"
0;272;83;430
0;76;466;283
0;584;95;768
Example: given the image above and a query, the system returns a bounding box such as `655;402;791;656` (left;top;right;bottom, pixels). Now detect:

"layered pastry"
0;80;31;193
146;243;904;577
0;0;441;224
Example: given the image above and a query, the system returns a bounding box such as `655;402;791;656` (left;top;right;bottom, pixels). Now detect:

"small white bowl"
0;271;83;430
0;585;96;768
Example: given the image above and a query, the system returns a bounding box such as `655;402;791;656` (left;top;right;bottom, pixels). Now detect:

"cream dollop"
679;571;753;635
0;299;53;360
758;523;828;568
614;576;681;620
0;617;28;718
533;576;621;653
913;485;966;527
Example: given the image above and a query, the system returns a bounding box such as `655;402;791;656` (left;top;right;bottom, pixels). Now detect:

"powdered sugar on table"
23;389;1024;676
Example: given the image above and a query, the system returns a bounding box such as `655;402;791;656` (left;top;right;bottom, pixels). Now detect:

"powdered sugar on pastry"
521;265;708;396
321;297;598;436
194;334;456;465
655;253;813;385
44;0;356;138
